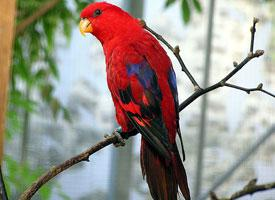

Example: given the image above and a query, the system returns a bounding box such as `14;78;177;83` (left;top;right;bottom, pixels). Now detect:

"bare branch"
250;17;259;53
19;133;119;200
177;19;273;111
141;18;274;112
15;0;62;36
179;49;266;111
139;19;201;91
224;83;275;98
211;179;275;200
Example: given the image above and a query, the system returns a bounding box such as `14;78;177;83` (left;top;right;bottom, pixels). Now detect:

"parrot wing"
114;59;172;160
168;68;186;160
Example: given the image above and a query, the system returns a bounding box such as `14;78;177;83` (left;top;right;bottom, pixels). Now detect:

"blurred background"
2;0;275;199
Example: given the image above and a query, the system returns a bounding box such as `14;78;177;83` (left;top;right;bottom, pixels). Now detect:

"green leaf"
35;69;48;80
43;19;55;51
41;84;54;102
47;55;59;79
193;0;202;12
4;156;55;198
63;18;72;41
63;108;72;122
51;98;61;118
9;90;37;112
165;0;176;7
40;185;51;200
6;109;22;139
181;0;191;24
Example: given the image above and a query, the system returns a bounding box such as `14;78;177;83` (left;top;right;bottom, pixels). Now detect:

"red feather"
81;2;190;200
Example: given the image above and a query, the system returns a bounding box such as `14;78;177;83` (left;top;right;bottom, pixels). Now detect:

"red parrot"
80;2;190;200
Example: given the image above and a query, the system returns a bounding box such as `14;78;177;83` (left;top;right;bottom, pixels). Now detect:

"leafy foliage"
192;0;202;12
165;0;202;24
5;155;53;199
10;0;74;128
181;0;191;23
5;0;93;198
165;0;176;7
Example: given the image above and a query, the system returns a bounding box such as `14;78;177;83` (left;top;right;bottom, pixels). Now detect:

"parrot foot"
105;127;138;147
113;131;126;147
104;132;125;147
112;129;126;147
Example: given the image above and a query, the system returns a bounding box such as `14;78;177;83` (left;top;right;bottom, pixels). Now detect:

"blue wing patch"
118;60;172;158
168;68;178;105
126;61;162;101
167;67;186;160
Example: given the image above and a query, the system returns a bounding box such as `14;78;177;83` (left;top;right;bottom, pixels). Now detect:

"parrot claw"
113;131;126;147
109;127;138;147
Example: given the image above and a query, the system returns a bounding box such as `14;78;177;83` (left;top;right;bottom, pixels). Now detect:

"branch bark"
179;49;265;111
210;179;275;200
140;19;201;90
19;18;275;200
142;17;273;112
224;83;275;98
19;134;118;200
15;0;62;36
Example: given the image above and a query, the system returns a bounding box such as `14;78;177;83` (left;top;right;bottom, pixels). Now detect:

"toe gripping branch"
105;127;138;147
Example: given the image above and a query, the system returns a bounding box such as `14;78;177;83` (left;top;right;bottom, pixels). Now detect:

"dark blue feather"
168;68;178;105
126;61;162;101
122;60;172;157
168;67;186;159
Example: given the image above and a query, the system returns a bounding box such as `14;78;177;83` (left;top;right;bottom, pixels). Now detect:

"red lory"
79;2;190;200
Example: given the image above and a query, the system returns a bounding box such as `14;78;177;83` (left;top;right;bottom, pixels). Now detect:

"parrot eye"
93;9;102;17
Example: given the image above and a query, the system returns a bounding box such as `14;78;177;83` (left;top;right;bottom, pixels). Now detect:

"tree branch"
210;179;275;200
18;18;275;200
139;19;201;91
19;133;119;200
15;0;62;36
224;83;275;98
179;49;266;111
250;18;258;53
140;18;274;112
177;18;274;111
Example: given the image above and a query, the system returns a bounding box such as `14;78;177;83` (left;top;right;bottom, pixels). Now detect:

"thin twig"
179;50;265;111
250;17;258;53
177;19;275;111
142;18;274;112
224;83;275;98
139;19;201;91
211;179;275;200
15;0;62;36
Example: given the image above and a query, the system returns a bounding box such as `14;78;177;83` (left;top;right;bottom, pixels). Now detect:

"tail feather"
141;138;190;200
172;151;191;200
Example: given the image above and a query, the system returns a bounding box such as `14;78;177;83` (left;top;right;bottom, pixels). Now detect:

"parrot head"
79;2;141;44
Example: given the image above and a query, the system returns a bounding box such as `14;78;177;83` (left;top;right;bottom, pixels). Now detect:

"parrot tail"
140;138;190;200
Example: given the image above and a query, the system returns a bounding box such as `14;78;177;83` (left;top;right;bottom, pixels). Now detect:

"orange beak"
79;18;93;35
